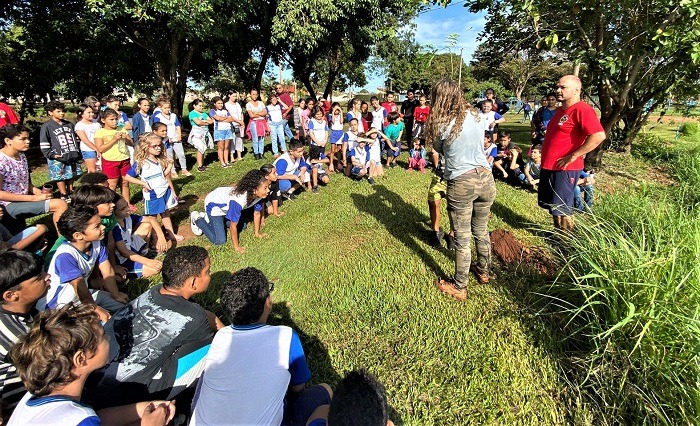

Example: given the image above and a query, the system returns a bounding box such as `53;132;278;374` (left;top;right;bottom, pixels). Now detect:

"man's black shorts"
538;169;581;216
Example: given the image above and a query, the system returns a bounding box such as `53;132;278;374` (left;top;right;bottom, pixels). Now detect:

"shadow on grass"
350;184;449;281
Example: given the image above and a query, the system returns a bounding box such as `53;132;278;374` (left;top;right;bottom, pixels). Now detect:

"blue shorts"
279;171;301;192
119;259;144;278
282;385;332;426
214;129;233;141
47;159;83;182
144;188;173;216
82;150;98;160
350;166;365;176
538;169;581;216
330;130;344;145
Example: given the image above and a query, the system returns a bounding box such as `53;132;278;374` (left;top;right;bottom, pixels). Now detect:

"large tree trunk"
254;47;271;90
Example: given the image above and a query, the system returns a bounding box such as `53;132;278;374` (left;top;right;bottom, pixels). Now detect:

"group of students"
0;246;395;425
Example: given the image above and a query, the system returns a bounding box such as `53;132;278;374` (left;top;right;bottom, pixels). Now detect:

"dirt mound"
490;229;556;276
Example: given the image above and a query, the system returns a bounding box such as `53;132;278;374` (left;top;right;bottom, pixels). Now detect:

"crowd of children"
0;87;598;424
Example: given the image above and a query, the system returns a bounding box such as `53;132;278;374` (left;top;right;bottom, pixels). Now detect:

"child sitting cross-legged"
8;304;176;426
38;205;128;323
190;267;332;426
190;169;270;253
112;196;168;280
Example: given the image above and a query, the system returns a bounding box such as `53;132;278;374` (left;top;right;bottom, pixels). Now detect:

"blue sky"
361;3;487;91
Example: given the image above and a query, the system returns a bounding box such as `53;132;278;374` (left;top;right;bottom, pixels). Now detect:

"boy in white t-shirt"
478;99;505;142
191;267;332;426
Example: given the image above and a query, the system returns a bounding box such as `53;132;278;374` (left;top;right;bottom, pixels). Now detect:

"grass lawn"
26;119;693;424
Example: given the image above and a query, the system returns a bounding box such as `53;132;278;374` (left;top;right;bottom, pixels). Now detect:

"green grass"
25;119;698;424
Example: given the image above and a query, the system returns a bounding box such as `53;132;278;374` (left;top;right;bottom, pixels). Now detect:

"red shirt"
414;106;430;123
0;102;19;127
278;92;294;120
541;101;603;171
381;101;398;126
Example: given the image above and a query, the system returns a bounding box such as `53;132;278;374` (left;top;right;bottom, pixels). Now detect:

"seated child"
8;304;176;426
503;146;525;185
39;205;127;322
112;197;167;279
491;131;515;179
307;150;330;194
427;151;454;249
273;139;308;200
190;170;269;253
88;246;224;409
0;124;67;234
483;132;498;168
406;138;426;172
349;137;371;183
191;267;332;426
0;251;50;412
260;164;284;218
519;144;542;189
0;207;47;254
307;369;395;426
574;170;595;212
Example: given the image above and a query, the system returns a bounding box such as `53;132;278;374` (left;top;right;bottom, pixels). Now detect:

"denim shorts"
214;129;234;141
82;150;98;160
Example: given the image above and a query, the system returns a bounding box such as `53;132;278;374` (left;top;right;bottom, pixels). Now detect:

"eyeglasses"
149;145;163;149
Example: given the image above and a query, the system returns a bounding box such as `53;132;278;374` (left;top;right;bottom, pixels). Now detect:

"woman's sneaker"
190;211;203;236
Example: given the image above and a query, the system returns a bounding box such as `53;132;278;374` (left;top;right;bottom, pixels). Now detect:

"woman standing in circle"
425;79;496;301
246;89;267;160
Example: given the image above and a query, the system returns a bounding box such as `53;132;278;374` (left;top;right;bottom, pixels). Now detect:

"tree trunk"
254;47;271;90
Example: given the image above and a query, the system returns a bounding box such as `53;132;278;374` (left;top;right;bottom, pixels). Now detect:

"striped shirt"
0;307;37;409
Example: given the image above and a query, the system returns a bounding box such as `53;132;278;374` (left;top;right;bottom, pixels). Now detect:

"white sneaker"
190;211;203;236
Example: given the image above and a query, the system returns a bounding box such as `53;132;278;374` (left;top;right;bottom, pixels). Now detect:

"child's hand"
141;401;176;426
114;265;128;281
146;259;163;270
142;183;152;192
155;238;169;253
234;245;246;253
254;232;267;239
32;193;52;201
94;305;111;323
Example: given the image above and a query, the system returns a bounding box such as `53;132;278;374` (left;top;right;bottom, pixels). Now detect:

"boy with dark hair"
273;139;308;200
39;205;127;321
89;246;224;408
8;304;175;426
39;100;83;201
0;250;50;411
191;267;332;426
307;369;394;426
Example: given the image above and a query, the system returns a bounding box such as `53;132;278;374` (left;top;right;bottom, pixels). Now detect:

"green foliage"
679;122;700;137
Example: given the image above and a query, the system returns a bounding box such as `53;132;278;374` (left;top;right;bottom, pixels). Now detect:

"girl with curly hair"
425;79;496;302
189;169;270;253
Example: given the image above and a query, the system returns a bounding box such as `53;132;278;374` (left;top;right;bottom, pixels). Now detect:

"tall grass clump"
536;191;699;424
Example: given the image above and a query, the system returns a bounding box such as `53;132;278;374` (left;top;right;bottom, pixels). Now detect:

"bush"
679;122;700;137
537;193;700;424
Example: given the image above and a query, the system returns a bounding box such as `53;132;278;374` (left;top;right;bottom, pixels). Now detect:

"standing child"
188;99;214;172
341;118;360;176
266;94;289;158
383;111;404;168
124;132;183;242
73;104;101;173
95;108;134;210
246;89;268;160
479;100;505;143
210;96;234;168
413;94;430;141
293;98;307;140
190;170;270;253
328;103;344;171
154;99;190;177
307;107;330;173
129;98;153;146
380;92;399;128
407;139;426;172
369;97;387;134
225;91;245;163
346;98;366;133
39;101;83;202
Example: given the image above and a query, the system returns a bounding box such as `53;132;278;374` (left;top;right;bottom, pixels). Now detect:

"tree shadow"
350;185;450;281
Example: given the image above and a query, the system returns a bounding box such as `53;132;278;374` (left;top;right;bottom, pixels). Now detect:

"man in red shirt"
538;75;606;231
275;84;295;140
